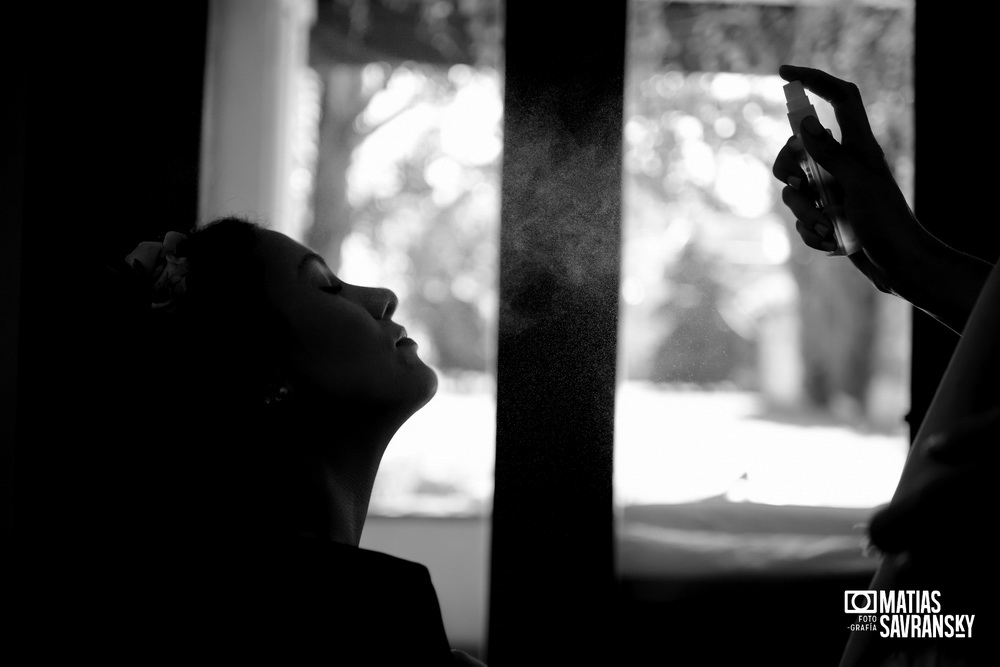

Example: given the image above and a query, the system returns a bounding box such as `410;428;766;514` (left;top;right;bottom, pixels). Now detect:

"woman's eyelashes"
321;281;343;295
314;269;343;295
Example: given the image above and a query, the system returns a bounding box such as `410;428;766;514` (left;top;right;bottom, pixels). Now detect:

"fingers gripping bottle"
783;81;861;256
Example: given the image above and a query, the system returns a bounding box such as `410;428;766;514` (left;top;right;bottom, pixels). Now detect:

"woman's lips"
393;325;416;346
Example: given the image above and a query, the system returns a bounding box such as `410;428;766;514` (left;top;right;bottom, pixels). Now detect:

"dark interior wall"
2;9;27;549
9;2;210;631
908;4;998;441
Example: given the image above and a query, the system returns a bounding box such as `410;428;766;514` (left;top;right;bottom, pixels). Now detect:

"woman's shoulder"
240;536;454;662
282;535;436;588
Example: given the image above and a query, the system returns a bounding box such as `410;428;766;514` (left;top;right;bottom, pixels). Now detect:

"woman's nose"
351;286;398;320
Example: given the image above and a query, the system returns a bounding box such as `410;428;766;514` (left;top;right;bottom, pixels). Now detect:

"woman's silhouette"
98;217;482;664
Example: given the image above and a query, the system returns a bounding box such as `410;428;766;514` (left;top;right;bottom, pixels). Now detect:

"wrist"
891;229;992;334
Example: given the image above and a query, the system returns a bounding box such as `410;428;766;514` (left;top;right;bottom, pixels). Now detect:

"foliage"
307;1;914;411
623;0;913;411
333;63;502;372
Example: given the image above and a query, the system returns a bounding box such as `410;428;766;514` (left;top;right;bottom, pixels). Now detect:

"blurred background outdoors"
616;1;913;510
200;0;914;656
274;1;504;519
266;0;913;516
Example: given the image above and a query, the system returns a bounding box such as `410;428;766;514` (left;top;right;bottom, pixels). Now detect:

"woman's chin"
412;365;439;410
383;364;438;419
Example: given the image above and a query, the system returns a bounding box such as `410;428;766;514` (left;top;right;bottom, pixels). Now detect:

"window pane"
617;0;915;575
291;2;503;519
286;3;502;657
338;61;502;517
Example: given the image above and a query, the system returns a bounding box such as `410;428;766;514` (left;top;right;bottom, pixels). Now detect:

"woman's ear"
262;382;290;406
259;363;293;406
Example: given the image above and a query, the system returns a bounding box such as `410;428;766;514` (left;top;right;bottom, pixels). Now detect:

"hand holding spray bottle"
783;81;861;256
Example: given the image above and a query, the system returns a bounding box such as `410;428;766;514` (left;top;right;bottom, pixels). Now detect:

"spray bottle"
783;81;860;256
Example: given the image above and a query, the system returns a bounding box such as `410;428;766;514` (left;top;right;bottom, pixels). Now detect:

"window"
278;1;505;521
300;1;501;656
616;0;916;580
199;1;918;662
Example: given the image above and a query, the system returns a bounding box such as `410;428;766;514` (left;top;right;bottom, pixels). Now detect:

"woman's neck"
269;400;407;546
287;453;379;546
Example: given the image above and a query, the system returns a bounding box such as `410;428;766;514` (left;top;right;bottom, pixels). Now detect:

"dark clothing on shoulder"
194;536;455;664
71;534;455;664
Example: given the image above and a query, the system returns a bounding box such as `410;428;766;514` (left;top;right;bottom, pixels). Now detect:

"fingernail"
788;176;802;191
815;223;830;236
821;240;837;252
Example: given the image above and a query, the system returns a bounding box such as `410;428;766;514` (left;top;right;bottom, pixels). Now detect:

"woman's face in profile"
254;229;437;416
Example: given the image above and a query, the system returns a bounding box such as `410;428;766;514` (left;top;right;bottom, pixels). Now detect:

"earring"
262;384;289;405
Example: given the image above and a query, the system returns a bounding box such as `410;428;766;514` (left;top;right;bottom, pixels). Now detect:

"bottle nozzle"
783;81;810;112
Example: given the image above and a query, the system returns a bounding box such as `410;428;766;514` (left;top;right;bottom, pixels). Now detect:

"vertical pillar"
199;0;315;230
909;3;1000;442
488;2;627;664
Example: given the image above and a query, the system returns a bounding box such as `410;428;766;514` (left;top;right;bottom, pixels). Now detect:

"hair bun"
123;231;190;311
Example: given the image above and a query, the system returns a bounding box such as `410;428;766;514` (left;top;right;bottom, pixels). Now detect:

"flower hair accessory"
124;231;189;310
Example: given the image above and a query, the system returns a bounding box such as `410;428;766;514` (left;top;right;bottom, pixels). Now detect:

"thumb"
800;114;856;182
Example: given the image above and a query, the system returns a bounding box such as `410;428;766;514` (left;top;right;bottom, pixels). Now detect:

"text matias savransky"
845;590;975;639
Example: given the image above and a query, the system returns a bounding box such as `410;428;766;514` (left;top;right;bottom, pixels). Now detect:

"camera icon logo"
844;590;878;614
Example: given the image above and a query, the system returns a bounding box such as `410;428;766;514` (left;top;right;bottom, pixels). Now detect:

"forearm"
892;232;994;335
